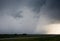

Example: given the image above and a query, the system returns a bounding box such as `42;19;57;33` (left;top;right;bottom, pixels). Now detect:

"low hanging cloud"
36;0;60;34
0;0;60;34
0;0;46;34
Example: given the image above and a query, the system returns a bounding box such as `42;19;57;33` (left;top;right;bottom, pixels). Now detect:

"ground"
0;34;60;41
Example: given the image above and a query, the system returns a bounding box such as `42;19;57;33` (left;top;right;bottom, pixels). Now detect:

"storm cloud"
0;0;60;34
36;0;60;34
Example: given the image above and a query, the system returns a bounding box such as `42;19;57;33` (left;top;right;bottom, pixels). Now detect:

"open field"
0;34;60;41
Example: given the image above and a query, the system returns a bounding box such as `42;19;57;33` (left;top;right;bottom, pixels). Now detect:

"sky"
0;0;60;34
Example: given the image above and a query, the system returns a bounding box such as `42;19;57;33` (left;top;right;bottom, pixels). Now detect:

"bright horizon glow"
45;24;60;34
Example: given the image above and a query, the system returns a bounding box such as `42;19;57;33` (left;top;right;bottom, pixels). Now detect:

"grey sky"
0;0;60;34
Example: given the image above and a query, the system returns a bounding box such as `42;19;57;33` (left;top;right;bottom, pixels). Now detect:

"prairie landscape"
0;34;60;41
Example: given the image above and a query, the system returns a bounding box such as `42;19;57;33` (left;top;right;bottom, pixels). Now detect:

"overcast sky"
0;0;60;34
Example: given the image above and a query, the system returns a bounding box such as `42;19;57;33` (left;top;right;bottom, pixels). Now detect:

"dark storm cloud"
0;0;46;34
27;0;46;13
0;0;60;34
35;0;60;34
45;0;60;21
0;0;46;18
0;0;23;18
46;0;60;9
12;11;23;18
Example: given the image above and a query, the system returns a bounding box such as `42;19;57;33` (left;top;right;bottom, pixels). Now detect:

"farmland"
0;34;60;41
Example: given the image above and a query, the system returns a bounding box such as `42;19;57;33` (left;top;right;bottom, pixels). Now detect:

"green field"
0;34;60;41
0;36;60;41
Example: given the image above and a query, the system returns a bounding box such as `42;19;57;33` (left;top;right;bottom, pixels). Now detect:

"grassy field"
0;34;60;41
